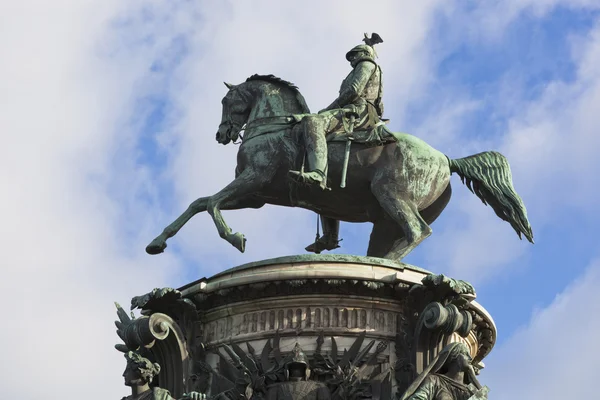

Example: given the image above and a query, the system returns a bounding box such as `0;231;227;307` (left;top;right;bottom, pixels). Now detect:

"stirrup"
288;170;328;190
305;236;341;254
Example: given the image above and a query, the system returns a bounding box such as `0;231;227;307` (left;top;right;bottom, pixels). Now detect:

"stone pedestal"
166;255;496;399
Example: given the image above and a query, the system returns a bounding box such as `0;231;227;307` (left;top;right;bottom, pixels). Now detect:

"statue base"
115;255;495;399
176;255;495;398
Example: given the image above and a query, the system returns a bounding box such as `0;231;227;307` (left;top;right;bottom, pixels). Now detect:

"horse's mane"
246;74;298;91
245;74;310;113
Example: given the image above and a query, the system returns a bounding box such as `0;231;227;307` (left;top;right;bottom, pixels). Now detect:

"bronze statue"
299;33;385;254
266;343;331;400
399;343;489;400
146;34;533;261
289;33;384;190
121;351;206;400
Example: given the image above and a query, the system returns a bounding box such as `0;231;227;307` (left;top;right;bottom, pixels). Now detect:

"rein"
240;115;298;143
245;116;295;131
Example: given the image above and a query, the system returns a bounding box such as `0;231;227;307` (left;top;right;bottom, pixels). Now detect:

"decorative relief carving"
115;257;497;399
203;305;402;343
193;330;392;399
409;274;482;380
114;303;191;398
150;267;494;398
468;310;494;363
399;342;489;400
421;303;473;337
192;278;411;311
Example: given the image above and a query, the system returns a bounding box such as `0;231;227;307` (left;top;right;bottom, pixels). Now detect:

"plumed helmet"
285;343;311;380
290;342;309;365
125;351;161;383
346;32;383;61
346;44;375;61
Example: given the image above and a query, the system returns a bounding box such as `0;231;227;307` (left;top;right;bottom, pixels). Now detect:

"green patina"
146;33;533;264
180;254;432;287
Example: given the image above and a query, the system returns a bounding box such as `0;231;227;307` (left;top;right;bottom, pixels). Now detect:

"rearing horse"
146;75;533;260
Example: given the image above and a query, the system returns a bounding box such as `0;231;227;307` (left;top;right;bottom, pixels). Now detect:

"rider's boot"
289;119;328;190
305;217;341;253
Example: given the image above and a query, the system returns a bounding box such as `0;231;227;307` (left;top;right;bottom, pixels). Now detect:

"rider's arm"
321;61;376;111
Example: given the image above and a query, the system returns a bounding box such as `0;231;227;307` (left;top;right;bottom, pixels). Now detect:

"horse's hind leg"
372;184;432;261
367;219;407;258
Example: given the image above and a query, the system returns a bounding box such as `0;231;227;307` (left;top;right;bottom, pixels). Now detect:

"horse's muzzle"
216;129;231;145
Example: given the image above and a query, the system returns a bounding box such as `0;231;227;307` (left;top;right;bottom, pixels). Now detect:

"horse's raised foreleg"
146;196;210;254
207;172;265;253
146;191;265;255
372;184;432;261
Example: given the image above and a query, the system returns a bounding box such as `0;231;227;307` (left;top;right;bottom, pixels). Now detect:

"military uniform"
322;43;384;127
291;36;385;254
265;343;332;400
289;42;384;190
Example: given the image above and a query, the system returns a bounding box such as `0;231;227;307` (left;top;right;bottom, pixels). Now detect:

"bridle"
219;85;296;145
219;117;245;145
220;87;248;145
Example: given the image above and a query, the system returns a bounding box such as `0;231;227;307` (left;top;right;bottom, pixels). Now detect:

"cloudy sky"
2;1;599;399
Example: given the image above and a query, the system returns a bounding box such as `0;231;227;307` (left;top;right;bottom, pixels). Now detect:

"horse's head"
216;82;251;145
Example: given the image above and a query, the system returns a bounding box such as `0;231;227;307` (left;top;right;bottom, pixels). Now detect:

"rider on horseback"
289;33;386;253
147;33;533;259
288;33;385;189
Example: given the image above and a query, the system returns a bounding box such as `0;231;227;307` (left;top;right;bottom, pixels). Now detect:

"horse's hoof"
146;238;167;255
229;232;246;253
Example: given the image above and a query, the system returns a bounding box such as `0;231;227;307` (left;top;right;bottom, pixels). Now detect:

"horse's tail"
447;151;534;243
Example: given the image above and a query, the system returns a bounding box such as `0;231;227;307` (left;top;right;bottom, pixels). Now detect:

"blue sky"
401;6;599;339
2;1;600;399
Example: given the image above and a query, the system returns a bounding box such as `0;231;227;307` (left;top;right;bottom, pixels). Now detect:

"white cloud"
2;1;598;399
158;0;450;272
421;7;600;283
0;1;192;398
421;193;530;285
502;21;600;214
483;259;600;399
461;0;600;41
0;1;455;399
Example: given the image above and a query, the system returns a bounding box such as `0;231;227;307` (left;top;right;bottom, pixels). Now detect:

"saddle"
288;112;397;147
246;114;397;148
325;122;397;147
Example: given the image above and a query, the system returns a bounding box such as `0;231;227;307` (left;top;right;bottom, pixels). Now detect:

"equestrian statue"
146;33;533;261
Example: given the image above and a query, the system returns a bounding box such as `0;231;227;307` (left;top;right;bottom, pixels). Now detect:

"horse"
146;74;533;260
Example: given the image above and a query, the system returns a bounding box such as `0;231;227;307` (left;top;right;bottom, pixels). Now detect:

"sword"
340;114;356;188
467;386;490;400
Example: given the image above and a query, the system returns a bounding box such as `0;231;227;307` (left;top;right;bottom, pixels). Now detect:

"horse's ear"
224;82;235;90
